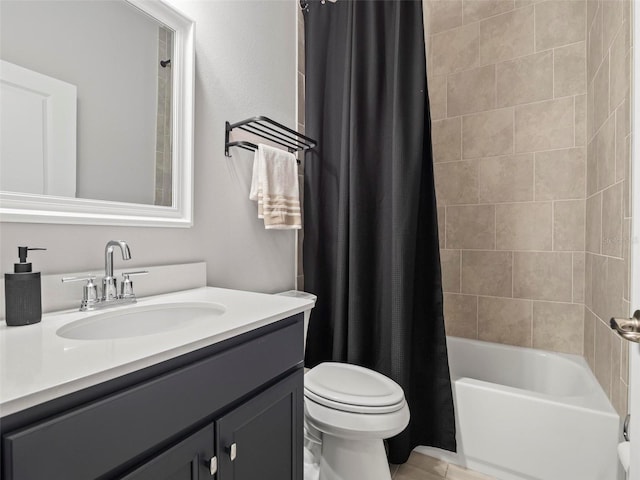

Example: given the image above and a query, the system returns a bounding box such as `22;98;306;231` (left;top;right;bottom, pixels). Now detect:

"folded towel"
249;144;301;229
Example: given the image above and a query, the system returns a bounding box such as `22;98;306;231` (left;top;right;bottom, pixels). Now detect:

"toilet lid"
304;362;405;413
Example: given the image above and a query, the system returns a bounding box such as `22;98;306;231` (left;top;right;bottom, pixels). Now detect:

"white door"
0;60;77;197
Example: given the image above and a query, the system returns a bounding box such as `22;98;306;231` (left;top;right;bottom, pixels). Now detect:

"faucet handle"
120;271;148;298
122;271;149;277
62;275;99;309
61;275;97;283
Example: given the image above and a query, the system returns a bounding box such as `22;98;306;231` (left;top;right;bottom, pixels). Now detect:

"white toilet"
277;291;410;480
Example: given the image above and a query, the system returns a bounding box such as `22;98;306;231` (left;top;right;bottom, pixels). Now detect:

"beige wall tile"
602;182;623;257
535;1;586;51
533;301;583;354
479;6;534;65
515;97;574;152
448;65;496;116
431;23;480;76
609;27;630;111
596;115;616;191
428;74;447;120
441;249;462;293
615;98;630;182
575;94;586;146
463;0;514;23
462;108;514;158
444;293;478;338
624;134;631;218
587;138;598;196
554;199;586;251
584;306;596;369
478;297;533;347
496;51;553;107
516;0;544;7
587;5;603;83
513;252;573;301
429;0;463;34
586;0;597;29
462;250;513;297
432;117;462;163
534;147;586;200
592;255;626;322
496;202;552;251
478;154;534;203
573;252;585;303
619;134;630;200
586;193;602;254
587;82;595;140
554;42;586;97
593;54;609;131
591;254;607;319
438;206;446;248
623;218;630;301
434;160;478;205
446;205;496;249
606;258;626;319
585;252;593;309
594;318;612;396
602;0;624;51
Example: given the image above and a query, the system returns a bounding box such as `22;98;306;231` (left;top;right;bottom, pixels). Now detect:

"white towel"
249;144;301;229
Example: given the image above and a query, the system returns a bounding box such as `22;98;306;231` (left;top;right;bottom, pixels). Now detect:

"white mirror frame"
0;0;195;228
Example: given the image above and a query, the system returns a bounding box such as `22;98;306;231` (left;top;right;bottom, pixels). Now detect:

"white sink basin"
56;302;226;340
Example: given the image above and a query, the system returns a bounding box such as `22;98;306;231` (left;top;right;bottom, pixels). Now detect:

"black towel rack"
225;116;317;157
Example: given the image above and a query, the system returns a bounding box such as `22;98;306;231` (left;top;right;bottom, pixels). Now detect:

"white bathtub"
417;337;620;480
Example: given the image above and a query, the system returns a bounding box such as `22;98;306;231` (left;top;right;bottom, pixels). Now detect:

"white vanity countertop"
0;287;313;417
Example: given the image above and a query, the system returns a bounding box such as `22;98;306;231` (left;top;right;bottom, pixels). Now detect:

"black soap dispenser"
4;247;47;326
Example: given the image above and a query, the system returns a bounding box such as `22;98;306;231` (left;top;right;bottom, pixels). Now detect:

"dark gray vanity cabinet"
121;423;215;480
216;372;302;480
1;315;304;480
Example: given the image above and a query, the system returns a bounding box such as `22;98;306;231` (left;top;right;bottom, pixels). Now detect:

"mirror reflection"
0;0;173;206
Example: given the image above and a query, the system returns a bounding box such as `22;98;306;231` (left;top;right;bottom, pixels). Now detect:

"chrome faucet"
103;240;131;301
62;240;147;311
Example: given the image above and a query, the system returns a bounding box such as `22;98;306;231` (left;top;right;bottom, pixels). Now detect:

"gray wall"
1;1;158;204
0;0;298;295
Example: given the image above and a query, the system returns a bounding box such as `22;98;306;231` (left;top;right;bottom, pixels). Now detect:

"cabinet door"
120;423;214;480
216;370;303;480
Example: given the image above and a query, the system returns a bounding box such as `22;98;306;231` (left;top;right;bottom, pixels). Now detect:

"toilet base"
319;434;392;480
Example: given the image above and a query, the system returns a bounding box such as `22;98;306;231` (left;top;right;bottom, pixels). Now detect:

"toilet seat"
304;396;410;440
304;362;406;414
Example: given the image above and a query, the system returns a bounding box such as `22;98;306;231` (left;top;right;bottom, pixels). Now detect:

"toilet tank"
276;290;316;353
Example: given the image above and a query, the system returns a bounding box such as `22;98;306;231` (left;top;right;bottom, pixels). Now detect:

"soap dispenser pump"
4;247;46;326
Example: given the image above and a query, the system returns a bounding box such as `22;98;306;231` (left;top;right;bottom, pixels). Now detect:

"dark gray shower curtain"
302;0;456;462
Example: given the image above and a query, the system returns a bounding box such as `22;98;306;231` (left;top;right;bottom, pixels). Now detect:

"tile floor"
390;451;496;480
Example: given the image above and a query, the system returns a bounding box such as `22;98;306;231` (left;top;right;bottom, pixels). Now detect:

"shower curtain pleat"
302;0;456;462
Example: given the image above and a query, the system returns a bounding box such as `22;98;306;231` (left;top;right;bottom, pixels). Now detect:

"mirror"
0;0;194;227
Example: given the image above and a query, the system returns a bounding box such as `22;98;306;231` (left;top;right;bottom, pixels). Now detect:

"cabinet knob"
208;456;218;475
227;442;237;461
